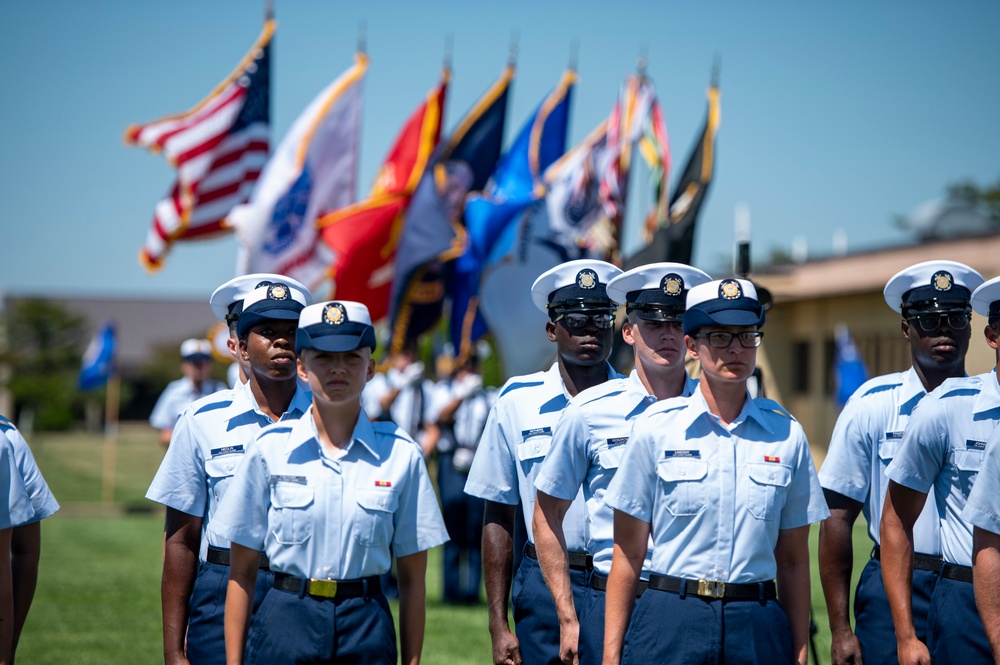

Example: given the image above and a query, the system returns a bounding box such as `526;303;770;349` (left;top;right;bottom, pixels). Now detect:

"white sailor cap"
971;276;1000;320
210;274;312;323
606;263;713;322
883;260;982;314
236;282;310;338
683;279;765;335
296;301;377;353
180;338;213;361
530;259;623;314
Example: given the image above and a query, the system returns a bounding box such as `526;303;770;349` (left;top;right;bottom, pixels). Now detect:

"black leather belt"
272;573;382;599
207;545;270;570
590;572;647;596
940;563;973;583
647;574;777;601
872;546;942;573
525;543;593;571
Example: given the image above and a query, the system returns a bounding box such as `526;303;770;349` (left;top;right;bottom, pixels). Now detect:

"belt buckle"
697;579;725;598
308;579;338;598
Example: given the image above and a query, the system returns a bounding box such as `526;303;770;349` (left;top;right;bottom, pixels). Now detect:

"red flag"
318;74;448;320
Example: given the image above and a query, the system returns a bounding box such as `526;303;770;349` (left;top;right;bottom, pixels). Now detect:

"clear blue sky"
1;0;997;300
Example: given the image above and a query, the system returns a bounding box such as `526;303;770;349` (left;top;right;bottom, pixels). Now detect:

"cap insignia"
268;283;289;301
577;269;598;290
661;274;684;297
323;303;347;325
932;271;953;292
254;280;273;290
720;279;742;300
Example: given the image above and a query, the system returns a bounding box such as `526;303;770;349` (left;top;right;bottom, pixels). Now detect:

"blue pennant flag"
79;322;117;391
450;71;575;361
834;323;868;406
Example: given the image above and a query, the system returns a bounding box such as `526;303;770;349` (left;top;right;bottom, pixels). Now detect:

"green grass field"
17;424;869;664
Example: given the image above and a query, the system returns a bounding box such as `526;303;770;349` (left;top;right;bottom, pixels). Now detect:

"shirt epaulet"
193;398;235;416
756;398;795;420
499;379;545;399
0;415;13;432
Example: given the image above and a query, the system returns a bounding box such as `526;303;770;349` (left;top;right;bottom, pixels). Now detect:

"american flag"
126;20;274;272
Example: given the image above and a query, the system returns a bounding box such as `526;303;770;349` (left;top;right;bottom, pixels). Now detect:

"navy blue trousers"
927;576;991;665
621;586;793;665
854;557;938;665
246;587;397;664
438;453;484;603
185;560;273;665
578;578;608;665
512;548;590;665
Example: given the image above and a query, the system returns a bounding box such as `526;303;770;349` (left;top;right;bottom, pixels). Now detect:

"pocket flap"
271;484;314;509
657;458;708;483
517;438;551;461
747;462;792;487
877;438;900;462
205;455;241;479
954;449;984;472
356;487;398;513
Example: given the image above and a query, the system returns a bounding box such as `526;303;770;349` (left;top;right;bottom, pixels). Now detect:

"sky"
1;0;997;301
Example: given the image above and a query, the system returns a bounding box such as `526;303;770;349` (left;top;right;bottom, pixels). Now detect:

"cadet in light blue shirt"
464;259;622;665
0;418;58;663
604;279;828;665
149;338;228;447
146;278;311;665
883;273;1000;665
212;300;448;665
532;263;710;665
818;259;982;665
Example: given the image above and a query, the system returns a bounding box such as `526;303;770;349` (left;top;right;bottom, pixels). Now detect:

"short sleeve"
780;426;831;529
885;398;947;494
391;451;449;557
963;428;1000;535
818;395;875;502
0;439;34;529
604;416;657;523
208;438;271;551
8;427;59;521
145;410;209;515
149;382;181;430
534;401;590;501
464;400;519;504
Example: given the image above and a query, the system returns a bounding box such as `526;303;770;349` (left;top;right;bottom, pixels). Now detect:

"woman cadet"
210;300;449;665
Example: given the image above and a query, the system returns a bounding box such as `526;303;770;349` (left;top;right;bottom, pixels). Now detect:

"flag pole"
568;39;579;73
443;33;453;72
507;30;519;68
357;20;367;55
264;0;273;20
100;370;120;505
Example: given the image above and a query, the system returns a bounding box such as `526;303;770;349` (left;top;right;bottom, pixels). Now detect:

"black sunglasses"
553;312;615;330
906;311;970;332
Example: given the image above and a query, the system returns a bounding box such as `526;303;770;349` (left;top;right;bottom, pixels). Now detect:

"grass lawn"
18;424;870;664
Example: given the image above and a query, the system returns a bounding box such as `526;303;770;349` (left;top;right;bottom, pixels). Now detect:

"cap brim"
296;326;376;354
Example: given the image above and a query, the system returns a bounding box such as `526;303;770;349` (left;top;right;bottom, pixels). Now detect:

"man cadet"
603;278;828;665
465;259;623;665
818;260;983;665
531;262;711;665
146;280;312;665
150;338;228;447
882;272;1000;665
0;416;59;663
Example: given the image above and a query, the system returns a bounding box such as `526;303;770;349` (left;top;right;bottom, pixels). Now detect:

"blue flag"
834;323;868;406
79;323;116;391
450;71;575;361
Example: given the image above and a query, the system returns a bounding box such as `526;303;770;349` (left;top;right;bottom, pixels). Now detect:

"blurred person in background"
149;338;227;448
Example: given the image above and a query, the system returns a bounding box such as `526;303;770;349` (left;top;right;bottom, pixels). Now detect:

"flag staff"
443;33;454;72
357;20;367;55
568;39;580;73
711;54;721;87
100;359;121;505
507;30;519;68
636;45;648;82
264;0;273;20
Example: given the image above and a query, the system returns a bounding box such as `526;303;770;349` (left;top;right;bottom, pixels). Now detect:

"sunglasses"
553;312;615;330
693;331;764;348
906;311;970;332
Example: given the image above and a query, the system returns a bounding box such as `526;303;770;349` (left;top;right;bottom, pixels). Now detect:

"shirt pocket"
953;449;984;495
746;462;793;521
598;445;625;470
656;458;708;516
270;484;315;546
205;454;242;503
876;437;901;474
354;487;399;548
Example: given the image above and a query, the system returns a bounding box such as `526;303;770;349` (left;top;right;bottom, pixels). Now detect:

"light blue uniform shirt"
818;368;941;554
963;423;1000;535
362;372;435;439
209;409;449;580
146;380;312;560
886;371;1000;567
149;376;228;430
606;388;829;583
0;435;34;529
0;417;59;524
464;362;620;549
534;370;697;575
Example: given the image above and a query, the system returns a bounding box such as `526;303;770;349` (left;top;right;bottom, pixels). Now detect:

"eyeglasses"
693;331;764;348
906;311;970;332
553;312;615;330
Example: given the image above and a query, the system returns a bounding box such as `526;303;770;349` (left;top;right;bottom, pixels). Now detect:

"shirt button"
769;474;775;481
680;470;686;477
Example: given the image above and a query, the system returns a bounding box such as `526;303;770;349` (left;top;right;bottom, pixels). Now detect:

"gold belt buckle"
308;579;338;598
697;579;725;598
